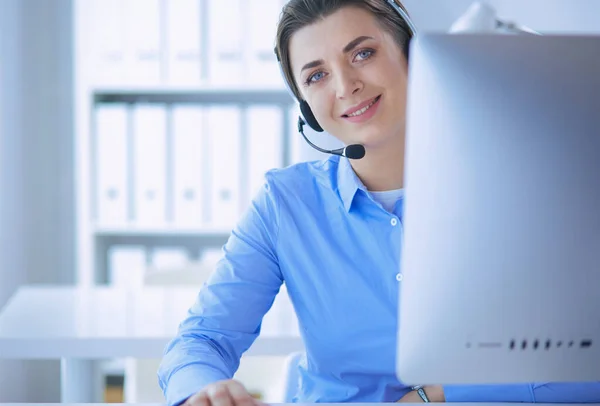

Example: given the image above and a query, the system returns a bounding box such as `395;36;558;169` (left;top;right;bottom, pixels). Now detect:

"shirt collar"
336;155;367;212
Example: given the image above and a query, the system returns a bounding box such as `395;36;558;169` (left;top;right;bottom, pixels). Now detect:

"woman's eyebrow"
342;35;374;53
301;59;324;73
300;36;375;73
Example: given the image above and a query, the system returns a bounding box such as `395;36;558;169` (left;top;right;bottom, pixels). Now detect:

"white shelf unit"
80;89;294;285
85;88;294;284
74;0;295;287
73;0;301;400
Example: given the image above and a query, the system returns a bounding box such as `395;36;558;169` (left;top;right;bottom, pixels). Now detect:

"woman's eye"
355;49;374;61
308;71;325;84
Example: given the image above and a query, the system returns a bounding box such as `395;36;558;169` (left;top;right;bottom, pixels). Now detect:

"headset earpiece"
299;100;324;133
275;46;322;132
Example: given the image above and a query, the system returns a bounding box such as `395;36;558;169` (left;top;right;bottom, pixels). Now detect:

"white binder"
108;245;146;287
95;104;129;226
166;0;202;85
247;0;283;86
247;106;283;203
125;0;162;85
172;106;205;228
150;248;189;269
132;104;167;226
206;0;245;86
206;105;241;229
90;0;127;85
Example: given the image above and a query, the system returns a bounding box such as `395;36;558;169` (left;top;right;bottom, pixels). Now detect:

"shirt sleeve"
443;382;600;403
443;383;535;402
158;176;283;406
532;382;600;403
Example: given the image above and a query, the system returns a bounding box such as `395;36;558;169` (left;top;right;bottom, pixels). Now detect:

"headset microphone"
297;117;366;160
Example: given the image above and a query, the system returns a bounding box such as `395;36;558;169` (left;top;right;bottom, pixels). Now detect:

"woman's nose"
335;69;363;99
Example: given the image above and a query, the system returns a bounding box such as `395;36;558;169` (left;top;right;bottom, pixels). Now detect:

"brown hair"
275;0;413;101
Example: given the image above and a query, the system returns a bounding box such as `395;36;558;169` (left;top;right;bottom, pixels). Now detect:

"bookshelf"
74;0;302;402
75;0;295;287
87;87;294;284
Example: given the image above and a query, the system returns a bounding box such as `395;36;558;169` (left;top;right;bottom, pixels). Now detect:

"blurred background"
1;0;600;403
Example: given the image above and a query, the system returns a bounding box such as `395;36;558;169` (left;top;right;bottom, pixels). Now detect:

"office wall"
19;0;75;288
491;0;600;33
0;1;28;400
0;0;74;401
0;0;25;311
402;0;600;33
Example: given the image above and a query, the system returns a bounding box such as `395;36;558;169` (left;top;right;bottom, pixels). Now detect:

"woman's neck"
350;134;405;192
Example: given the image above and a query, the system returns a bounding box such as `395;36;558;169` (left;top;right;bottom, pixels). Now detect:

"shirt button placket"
391;216;402;281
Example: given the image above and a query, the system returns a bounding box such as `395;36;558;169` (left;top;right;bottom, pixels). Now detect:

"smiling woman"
276;0;413;101
277;0;412;192
157;2;600;406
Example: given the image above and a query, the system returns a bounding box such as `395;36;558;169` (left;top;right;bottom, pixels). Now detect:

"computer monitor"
397;33;600;386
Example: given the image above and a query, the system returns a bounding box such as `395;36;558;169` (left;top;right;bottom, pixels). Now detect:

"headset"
275;0;418;160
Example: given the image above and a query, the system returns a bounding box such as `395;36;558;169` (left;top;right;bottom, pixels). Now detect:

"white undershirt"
369;188;404;213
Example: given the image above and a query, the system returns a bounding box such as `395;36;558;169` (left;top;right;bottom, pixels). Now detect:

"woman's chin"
350;128;396;150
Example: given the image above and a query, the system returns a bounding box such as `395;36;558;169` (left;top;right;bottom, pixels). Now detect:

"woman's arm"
443;382;600;403
158;176;284;406
532;382;600;403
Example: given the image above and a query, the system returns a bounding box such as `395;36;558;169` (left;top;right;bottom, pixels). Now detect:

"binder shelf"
87;88;295;286
74;0;294;288
93;87;294;105
93;226;230;284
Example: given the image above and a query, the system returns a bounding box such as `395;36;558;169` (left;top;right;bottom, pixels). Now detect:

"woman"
159;1;600;405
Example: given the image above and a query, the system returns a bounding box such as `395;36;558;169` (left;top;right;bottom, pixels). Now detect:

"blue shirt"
158;155;600;405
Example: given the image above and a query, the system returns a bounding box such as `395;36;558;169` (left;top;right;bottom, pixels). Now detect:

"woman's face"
289;6;409;150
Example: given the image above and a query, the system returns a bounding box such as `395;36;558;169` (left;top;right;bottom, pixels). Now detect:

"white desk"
0;285;303;403
0;403;593;406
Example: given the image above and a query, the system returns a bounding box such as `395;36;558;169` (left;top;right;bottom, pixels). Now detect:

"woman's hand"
398;385;446;402
183;379;264;406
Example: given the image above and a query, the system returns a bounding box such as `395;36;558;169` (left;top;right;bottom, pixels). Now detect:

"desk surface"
0;285;303;359
0;404;595;406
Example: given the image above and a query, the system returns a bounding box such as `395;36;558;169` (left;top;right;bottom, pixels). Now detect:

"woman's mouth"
342;95;382;123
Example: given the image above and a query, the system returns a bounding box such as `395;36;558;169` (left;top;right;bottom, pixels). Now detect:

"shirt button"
390;218;398;226
396;273;403;282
